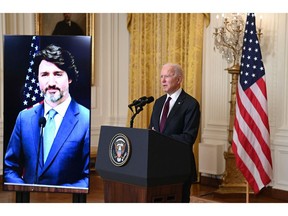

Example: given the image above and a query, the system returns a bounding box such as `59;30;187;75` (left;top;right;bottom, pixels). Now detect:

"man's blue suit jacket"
4;99;90;188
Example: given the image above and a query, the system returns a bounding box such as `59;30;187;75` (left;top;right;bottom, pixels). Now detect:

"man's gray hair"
162;63;184;78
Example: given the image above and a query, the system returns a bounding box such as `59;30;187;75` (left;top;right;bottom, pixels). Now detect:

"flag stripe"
232;13;272;194
234;83;272;183
232;127;260;192
237;82;269;150
249;78;270;131
232;127;262;193
248;87;272;166
240;82;272;161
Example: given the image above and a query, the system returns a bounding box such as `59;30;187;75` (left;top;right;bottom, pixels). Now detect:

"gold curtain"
127;13;210;178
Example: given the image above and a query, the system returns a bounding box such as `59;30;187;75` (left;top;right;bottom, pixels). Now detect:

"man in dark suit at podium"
149;63;200;202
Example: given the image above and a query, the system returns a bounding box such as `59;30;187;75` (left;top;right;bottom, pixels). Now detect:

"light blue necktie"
43;109;57;163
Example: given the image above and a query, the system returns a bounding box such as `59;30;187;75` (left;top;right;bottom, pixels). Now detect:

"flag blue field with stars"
22;36;44;109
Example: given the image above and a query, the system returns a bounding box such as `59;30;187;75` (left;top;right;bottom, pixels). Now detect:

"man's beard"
44;89;64;103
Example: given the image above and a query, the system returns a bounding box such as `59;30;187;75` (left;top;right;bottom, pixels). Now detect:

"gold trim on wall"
35;13;95;86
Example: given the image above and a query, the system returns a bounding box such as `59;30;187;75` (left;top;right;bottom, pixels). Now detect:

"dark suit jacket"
149;90;200;182
4;99;90;188
52;21;84;35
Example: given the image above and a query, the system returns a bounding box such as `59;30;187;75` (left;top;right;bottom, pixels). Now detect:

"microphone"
128;99;138;112
34;117;46;184
129;96;154;128
135;96;154;107
39;117;46;128
128;96;147;108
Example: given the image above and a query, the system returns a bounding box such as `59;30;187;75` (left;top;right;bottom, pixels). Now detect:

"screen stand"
14;192;86;203
16;191;30;203
72;193;87;203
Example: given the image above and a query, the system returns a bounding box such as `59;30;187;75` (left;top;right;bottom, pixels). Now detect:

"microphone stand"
34;125;44;184
130;106;143;128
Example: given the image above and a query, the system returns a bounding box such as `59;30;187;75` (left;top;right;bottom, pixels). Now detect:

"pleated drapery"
127;13;210;177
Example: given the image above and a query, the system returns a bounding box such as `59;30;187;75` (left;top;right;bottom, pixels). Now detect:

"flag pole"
246;180;249;203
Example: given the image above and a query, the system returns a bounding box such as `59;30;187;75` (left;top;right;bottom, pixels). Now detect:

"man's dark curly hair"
34;44;79;82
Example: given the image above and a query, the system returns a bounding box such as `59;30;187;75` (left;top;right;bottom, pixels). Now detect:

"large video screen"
3;35;91;194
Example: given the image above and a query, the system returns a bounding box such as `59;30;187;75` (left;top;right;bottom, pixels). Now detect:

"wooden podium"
95;126;191;203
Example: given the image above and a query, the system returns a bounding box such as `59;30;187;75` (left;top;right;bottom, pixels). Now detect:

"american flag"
232;13;273;194
22;36;44;109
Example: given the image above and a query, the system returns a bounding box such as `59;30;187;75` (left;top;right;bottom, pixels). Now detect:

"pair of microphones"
128;96;154;128
128;96;154;112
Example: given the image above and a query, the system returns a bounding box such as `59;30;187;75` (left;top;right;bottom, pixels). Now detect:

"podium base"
103;180;182;203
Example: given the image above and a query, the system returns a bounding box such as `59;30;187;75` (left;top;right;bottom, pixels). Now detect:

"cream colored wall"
1;13;288;192
91;13;129;151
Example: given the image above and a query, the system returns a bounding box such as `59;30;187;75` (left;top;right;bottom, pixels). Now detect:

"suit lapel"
166;90;186;123
41;100;79;173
